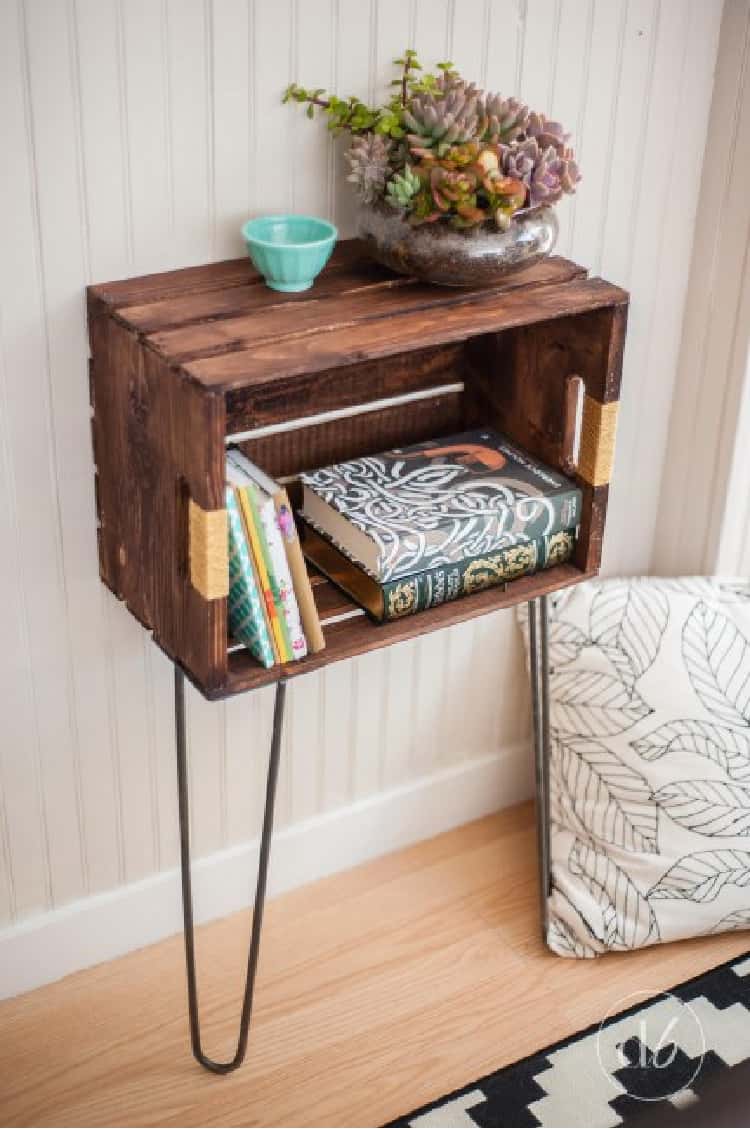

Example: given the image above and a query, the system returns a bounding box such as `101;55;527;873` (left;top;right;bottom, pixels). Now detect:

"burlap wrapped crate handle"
577;394;619;487
188;497;229;601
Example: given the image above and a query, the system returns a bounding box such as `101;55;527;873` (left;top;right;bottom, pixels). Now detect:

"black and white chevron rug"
388;952;750;1128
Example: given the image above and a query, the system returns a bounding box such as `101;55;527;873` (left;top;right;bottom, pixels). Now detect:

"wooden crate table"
88;240;628;1071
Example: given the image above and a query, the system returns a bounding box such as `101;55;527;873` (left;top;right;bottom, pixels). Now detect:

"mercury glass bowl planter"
356;203;558;287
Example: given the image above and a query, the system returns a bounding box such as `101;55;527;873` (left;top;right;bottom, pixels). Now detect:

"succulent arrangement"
283;50;580;232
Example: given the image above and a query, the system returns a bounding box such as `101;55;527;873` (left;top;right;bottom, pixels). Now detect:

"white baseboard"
0;742;532;1000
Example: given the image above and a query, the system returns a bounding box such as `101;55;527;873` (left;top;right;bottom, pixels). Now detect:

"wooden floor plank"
1;803;748;1127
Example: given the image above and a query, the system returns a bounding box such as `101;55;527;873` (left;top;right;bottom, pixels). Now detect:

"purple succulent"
502;137;580;208
525;111;569;154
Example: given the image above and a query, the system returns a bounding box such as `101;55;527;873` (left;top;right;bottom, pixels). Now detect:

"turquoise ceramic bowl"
241;214;337;292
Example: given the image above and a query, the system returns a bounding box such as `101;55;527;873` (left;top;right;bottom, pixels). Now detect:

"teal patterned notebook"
226;487;275;668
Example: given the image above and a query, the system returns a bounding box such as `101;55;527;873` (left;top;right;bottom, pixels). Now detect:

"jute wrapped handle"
577;395;619;487
188;498;229;600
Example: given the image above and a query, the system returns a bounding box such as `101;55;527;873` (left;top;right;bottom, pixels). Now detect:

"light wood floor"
2;802;749;1127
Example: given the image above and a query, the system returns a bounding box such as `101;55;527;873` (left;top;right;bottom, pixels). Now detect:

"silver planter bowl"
356;203;558;287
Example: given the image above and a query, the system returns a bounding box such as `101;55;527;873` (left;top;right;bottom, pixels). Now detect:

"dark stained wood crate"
88;240;628;700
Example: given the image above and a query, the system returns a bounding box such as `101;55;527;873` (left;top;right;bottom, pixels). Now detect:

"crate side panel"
91;315;226;692
464;303;628;574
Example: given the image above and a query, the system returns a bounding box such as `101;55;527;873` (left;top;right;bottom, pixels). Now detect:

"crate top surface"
88;239;628;394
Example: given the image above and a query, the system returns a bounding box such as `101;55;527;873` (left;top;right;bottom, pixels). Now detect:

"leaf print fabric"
554;736;657;853
683;601;750;727
519;576;750;957
631;719;750;782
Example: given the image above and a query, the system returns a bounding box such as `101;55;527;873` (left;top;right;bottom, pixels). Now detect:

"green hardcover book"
300;522;576;622
226;487;275;667
300;428;581;585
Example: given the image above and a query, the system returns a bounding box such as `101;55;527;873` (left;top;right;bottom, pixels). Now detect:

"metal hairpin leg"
175;666;287;1074
528;595;551;941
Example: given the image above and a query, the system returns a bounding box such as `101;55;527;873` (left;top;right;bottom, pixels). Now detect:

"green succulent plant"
403;82;482;158
283;49;581;231
386;165;421;210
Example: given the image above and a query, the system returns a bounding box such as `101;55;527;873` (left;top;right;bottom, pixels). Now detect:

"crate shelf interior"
88;241;627;700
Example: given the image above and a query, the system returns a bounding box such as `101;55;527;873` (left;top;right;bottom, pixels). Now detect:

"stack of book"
225;449;325;667
297;429;581;622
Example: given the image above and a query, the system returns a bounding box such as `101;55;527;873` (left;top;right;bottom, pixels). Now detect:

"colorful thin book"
237;482;293;662
299;428;582;584
227;462;289;660
225;487;275;667
228;449;320;655
243;496;281;663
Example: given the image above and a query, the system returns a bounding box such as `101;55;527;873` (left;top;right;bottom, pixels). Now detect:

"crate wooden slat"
217;562;593;700
88;240;628;699
179;277;621;392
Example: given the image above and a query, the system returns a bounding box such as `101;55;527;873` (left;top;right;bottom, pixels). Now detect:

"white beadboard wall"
654;0;750;578
0;0;725;993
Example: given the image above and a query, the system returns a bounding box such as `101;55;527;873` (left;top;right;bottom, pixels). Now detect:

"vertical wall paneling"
518;0;560;108
625;0;724;574
211;0;252;259
185;680;224;861
253;0;294;215
0;4;51;924
288;671;323;824
600;0;724;576
547;0;594;258
414;0;451;63
603;0;683;575
224;684;273;847
164;0;212;267
715;316;750;576
484;0;523;93
654;0;750;577
148;643;179;868
3;0;87;914
0;1;727;959
120;0;172;270
352;651;384;798
108;598;157;882
450;0;491;84
568;0;626;272
293;0;335;221
375;0;411;102
321;664;355;812
682;0;745;578
381;638;417;790
332;1;372;234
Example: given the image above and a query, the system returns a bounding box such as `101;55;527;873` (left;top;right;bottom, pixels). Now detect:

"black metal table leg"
175;666;287;1074
528;596;551;941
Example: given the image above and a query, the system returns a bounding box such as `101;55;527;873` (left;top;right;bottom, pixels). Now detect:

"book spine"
552;488;581;536
225;488;275;668
275;489;325;653
237;486;291;662
244;503;280;664
379;530;575;622
259;493;308;661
